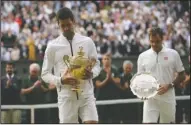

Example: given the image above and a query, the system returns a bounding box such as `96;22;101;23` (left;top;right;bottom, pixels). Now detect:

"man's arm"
40;85;49;92
88;38;101;78
20;80;41;95
181;73;190;87
171;51;186;87
170;71;185;88
111;70;121;88
41;43;62;86
20;86;35;95
158;51;186;94
95;77;110;88
48;83;56;90
137;54;145;73
120;82;129;90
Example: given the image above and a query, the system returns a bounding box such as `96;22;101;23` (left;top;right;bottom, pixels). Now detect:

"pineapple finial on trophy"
77;46;84;57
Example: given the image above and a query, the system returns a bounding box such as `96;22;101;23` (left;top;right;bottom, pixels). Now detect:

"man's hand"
81;68;93;80
105;68;112;80
6;79;11;88
141;97;149;100
33;80;42;88
61;69;78;85
124;82;129;89
157;84;171;95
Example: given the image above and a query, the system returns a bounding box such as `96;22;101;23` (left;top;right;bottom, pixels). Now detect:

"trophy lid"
77;46;85;57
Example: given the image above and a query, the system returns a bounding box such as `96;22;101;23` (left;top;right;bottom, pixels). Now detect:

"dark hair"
103;53;112;58
148;27;164;39
56;7;74;23
6;61;14;67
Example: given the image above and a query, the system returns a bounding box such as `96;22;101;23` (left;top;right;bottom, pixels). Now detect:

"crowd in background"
1;0;190;124
1;1;190;61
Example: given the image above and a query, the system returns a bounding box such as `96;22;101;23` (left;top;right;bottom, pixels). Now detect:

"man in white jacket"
41;7;101;123
137;27;185;123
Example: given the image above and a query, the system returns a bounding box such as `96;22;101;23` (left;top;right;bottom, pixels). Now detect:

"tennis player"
41;7;101;123
137;27;185;123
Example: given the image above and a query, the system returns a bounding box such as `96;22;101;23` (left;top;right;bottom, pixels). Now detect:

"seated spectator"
1;29;17;48
10;44;20;61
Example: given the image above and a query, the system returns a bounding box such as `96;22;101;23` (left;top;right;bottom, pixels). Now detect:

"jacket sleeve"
41;43;62;86
88;38;101;78
174;50;185;72
137;54;145;74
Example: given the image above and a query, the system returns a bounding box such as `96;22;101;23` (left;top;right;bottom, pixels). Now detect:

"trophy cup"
63;46;96;93
130;72;160;99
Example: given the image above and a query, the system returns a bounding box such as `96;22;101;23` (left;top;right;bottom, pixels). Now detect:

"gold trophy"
63;46;96;93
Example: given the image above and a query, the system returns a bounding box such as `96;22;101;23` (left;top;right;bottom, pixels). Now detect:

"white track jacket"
41;33;101;100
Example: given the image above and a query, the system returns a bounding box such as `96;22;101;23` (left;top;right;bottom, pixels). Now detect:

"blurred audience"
1;1;190;61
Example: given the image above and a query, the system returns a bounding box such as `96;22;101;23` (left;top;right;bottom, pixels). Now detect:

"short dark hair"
6;61;14;67
56;7;74;23
148;27;164;38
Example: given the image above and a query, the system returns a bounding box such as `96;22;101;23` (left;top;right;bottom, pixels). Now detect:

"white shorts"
58;95;98;123
143;99;175;123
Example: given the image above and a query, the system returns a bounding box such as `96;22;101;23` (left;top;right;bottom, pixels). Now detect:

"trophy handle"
63;55;70;68
88;57;96;69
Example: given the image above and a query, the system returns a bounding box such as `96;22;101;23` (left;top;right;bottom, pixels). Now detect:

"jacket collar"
6;74;14;79
150;46;166;54
60;32;80;42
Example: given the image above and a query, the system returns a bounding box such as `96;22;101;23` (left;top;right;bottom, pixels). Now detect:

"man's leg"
79;96;98;123
58;97;79;123
12;110;22;123
159;102;176;123
1;110;11;123
143;99;160;123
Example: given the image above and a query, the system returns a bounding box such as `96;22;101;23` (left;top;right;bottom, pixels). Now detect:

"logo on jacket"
164;56;168;60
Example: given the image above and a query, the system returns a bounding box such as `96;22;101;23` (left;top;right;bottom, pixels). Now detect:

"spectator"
118;60;138;123
26;36;37;61
1;29;17;48
1;1;189;61
46;83;59;123
1;48;11;62
1;62;22;123
21;63;49;123
10;44;20;61
174;72;184;123
94;54;121;123
181;55;190;123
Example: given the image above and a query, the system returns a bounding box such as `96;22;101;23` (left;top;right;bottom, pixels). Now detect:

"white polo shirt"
137;47;185;104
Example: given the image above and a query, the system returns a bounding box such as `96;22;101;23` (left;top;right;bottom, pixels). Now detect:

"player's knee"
83;120;98;124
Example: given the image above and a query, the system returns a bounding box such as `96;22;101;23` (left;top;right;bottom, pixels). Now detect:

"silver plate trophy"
130;72;160;99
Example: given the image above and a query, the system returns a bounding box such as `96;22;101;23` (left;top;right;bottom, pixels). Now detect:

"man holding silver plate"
41;7;101;123
131;27;185;123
